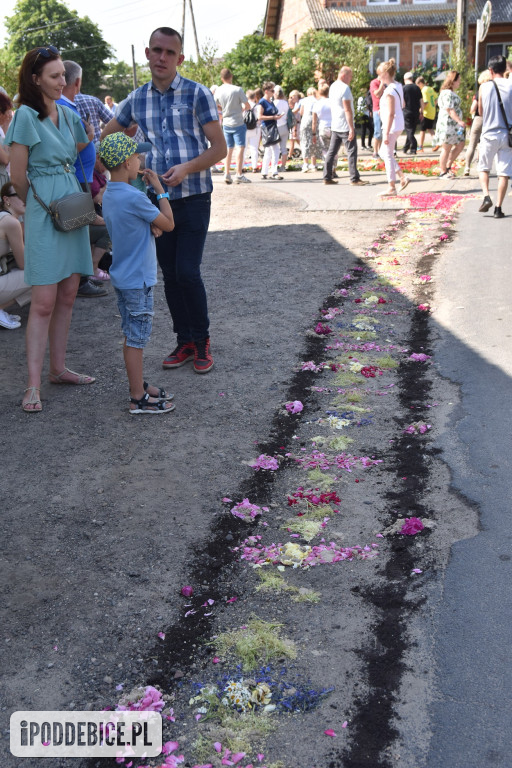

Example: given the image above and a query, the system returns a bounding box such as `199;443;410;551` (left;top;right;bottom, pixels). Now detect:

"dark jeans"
152;191;211;343
403;111;418;152
323;131;360;182
361;115;374;148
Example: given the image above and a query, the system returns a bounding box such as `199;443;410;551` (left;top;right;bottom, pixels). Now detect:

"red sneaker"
162;341;195;369
193;338;214;374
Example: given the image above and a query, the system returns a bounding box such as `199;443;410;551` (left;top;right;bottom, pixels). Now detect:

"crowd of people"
1;35;511;414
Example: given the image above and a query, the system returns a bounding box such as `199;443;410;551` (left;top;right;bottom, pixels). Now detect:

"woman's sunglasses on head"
34;45;59;65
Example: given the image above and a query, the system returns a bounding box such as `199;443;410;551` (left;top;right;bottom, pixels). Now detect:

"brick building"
264;0;512;72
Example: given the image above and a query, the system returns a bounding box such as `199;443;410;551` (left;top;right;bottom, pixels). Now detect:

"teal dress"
5;105;93;285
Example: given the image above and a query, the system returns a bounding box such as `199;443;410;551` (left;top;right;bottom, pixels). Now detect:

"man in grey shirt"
323;66;368;186
215;68;251;184
478;54;512;218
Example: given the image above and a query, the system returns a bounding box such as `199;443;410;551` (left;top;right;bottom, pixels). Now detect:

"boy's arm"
142;168;174;232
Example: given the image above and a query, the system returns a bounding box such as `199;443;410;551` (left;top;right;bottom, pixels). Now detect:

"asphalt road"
429;196;512;767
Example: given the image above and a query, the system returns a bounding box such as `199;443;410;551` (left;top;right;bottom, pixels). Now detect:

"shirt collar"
150;72;181;94
59;94;75;106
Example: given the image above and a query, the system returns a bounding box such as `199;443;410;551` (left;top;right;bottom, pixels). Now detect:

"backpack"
365;89;373;113
244;107;257;130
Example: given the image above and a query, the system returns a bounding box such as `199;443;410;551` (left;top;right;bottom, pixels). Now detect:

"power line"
23;17;79;33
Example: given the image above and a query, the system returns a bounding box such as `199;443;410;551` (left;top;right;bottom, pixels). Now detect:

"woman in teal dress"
6;46;95;412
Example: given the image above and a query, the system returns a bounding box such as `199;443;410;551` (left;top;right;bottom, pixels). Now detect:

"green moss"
192;713;276;764
361;291;386;299
333;371;362;387
337;389;366;404
353;314;378;325
307;468;335;489
328;435;354;451
283;517;322;541
346;331;377;340
292;589;321;603
255;570;288;593
304;503;334;519
375;354;398;369
213;617;296;671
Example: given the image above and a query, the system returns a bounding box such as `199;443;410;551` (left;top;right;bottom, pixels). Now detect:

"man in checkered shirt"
75;92;115;143
101;26;226;374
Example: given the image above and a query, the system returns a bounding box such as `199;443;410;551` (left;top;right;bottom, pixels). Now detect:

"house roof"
305;0;512;30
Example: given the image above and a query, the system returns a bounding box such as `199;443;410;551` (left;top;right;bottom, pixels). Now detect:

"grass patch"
292;589;321;603
307;468;335;489
353;314;378;325
192;713;276;765
283;517;322;541
346;331;377;340
213;617;296;671
333;371;362;387
255;570;288;593
361;291;386;300
328;435;354;451
338;389;366;404
255;571;321;603
375;354;398;369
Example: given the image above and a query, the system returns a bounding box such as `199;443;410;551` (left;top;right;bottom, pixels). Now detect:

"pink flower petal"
226;596;237;603
158;632;166;640
212;656;221;664
180;585;194;597
411;568;423;574
324;729;337;737
214;742;222;753
342;721;348;728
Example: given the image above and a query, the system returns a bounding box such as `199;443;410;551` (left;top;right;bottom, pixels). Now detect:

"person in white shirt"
323;66;368;186
245;88;262;173
273;85;289;170
312;83;332;159
378;58;410;197
478;54;512;218
215;68;251;184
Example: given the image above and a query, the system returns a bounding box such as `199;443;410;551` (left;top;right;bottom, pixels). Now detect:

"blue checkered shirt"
115;73;219;200
75;93;115;143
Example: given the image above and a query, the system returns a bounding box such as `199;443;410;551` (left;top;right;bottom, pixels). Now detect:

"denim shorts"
373;111;382;140
223;123;247;148
115;285;154;349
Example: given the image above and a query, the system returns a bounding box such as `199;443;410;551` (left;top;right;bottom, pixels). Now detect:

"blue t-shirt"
56;96;95;183
102;182;160;290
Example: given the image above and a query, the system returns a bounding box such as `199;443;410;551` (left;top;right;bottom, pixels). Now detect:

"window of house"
367;0;399;5
413;0;446;3
486;43;512;61
370;44;400;72
412;41;451;69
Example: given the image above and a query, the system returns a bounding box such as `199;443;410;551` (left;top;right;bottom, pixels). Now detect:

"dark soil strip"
329;298;435;767
85;271;364;768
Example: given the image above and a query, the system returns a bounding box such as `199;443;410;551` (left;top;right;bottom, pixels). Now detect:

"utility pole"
181;0;186;48
188;0;200;61
131;44;138;89
456;0;469;53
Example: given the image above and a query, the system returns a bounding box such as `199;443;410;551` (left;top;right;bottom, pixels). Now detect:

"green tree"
100;60;151;103
446;21;474;120
179;40;222;88
280;30;373;96
223;34;283;91
5;0;113;94
0;49;19;97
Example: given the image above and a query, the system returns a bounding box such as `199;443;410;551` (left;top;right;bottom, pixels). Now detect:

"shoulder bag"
492;81;512;147
30;107;96;232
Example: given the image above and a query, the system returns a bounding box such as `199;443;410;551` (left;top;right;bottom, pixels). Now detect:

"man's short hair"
63;60;82;87
220;68;232;80
149;27;183;50
488;54;506;74
404;71;413;81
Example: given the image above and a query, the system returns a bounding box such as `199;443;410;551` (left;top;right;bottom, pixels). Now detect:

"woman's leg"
439;143;451;173
448;140;465;168
464;118;483;170
23;283;58;408
379;131;400;191
262;145;271;175
48;273;81;378
270;143;280;175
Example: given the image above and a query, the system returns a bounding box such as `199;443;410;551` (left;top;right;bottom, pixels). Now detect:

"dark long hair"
18;47;61;120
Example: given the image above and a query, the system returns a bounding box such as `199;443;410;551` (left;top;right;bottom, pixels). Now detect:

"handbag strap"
30;104;92;214
492;80;512;130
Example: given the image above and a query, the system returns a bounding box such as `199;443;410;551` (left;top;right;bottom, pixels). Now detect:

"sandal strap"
143;381;167;399
130;392;168;411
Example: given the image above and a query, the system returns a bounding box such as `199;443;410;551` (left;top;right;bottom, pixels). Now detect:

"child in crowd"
99;133;176;415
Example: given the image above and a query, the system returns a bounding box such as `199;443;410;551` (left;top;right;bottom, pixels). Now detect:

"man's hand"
348;128;355;141
150;223;163;237
161;163;189;187
83;119;94;141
